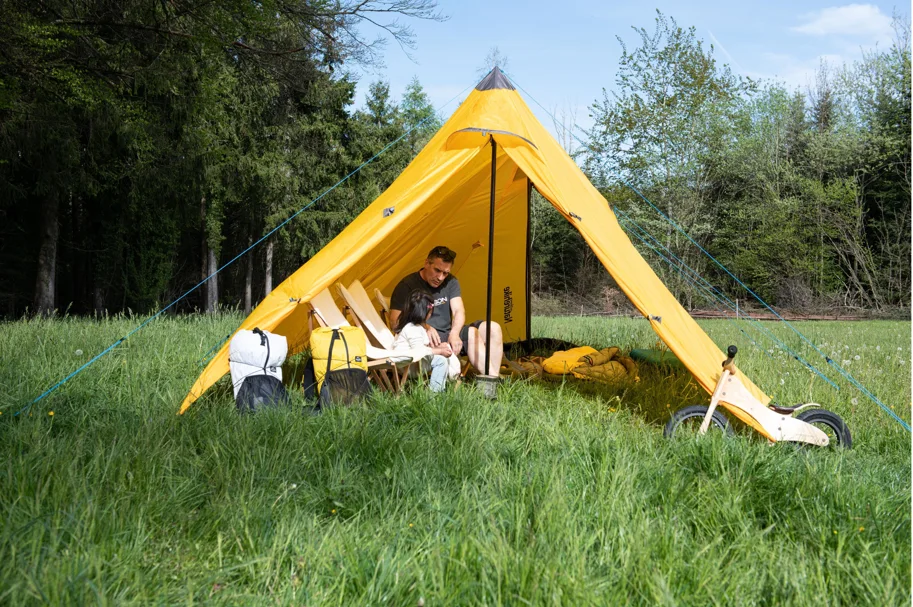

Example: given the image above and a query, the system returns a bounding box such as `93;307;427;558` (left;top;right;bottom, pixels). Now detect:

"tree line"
0;0;441;317
573;11;911;313
1;6;909;318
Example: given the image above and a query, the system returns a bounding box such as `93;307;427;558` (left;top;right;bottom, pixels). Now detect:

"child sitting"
392;290;458;392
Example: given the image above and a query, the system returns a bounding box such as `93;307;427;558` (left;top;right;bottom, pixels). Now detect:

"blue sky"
349;1;908;137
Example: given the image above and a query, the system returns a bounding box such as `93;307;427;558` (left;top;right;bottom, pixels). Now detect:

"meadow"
1;314;910;605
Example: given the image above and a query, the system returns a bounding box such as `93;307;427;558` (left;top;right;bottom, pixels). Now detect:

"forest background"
1;2;909;319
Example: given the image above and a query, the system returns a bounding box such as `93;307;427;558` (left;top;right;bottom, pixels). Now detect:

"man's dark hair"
427;245;456;263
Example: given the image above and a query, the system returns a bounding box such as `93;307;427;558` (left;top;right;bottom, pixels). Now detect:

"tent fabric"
178;69;772;438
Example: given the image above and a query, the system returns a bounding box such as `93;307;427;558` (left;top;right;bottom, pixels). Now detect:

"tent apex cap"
476;68;515;91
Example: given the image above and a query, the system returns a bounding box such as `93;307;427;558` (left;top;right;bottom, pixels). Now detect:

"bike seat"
768;404;800;415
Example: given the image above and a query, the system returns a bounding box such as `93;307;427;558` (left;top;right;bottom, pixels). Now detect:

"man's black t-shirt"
390;271;461;341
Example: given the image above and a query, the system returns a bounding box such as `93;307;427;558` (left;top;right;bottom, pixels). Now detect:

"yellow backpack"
309;326;370;407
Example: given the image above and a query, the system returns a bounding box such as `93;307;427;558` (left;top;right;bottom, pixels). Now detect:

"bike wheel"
664;405;734;439
796;409;852;449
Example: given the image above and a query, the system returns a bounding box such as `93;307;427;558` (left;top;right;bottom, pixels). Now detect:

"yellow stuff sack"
541;346;599;375
310;326;368;391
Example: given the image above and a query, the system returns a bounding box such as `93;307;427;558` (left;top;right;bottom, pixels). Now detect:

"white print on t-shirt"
432;297;448;307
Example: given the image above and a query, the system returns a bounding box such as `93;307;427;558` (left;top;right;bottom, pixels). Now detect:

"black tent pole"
485;136;497;376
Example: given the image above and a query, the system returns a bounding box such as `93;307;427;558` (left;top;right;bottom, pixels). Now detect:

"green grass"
0;314;910;605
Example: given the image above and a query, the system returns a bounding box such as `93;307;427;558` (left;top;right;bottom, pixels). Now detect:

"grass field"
1;314;910;605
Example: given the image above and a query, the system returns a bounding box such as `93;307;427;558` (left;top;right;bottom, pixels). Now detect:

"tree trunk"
93;287;105;316
244;235;253;314
264;238;274;297
206;247;219;312
33;197;60;315
200;195;208;310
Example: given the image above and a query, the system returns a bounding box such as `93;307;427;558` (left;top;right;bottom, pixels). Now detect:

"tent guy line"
504;70;909;432
15;83;476;416
615;212;773;362
614;206;840;390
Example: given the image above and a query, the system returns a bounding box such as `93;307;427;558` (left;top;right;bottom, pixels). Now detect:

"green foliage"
0;0;442;316
0;316;909;604
567;10;912;312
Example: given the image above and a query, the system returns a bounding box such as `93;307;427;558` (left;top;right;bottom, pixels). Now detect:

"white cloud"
793;4;893;43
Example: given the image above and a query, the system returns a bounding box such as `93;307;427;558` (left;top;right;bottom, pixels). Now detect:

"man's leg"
465;321;503;376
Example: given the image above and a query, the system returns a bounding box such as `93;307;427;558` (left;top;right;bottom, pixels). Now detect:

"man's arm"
448;296;466;353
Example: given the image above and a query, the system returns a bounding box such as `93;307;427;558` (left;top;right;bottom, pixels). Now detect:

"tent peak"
476;68;515;91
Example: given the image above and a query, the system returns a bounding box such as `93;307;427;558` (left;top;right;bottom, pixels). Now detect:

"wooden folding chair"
375;288;392;329
307;288;426;393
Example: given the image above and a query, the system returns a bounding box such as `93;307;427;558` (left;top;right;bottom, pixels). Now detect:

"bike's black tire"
664;405;734;439
796;409;852;449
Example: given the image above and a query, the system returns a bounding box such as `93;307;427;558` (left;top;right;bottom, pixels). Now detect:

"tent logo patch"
503;286;514;323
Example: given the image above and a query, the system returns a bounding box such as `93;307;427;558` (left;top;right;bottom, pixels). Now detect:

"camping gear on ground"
179;68;851;447
229;328;289;413
630;348;685;370
541;346;638;382
310;326;371;409
500;356;544;379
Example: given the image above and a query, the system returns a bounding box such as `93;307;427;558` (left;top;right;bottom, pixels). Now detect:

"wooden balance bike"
664;346;852;448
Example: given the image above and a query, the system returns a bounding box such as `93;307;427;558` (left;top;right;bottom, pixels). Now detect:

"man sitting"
388;245;503;377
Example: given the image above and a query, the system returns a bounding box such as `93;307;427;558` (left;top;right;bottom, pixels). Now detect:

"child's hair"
396;290;434;332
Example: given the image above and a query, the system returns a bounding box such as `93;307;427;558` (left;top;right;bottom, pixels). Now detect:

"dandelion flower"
851;398;858;406
780;379;785;385
858;526;864;532
75;349;83;356
833;530;838;535
876;345;881;351
844;345;849;350
853;355;860;361
409;523;414;528
48;411;54;416
609;408;616;413
331;509;336;514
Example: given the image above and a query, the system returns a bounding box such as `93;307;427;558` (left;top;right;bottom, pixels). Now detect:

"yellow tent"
179;69;772;434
